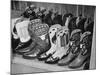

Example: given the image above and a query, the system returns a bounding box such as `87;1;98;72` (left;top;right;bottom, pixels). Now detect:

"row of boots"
12;12;94;69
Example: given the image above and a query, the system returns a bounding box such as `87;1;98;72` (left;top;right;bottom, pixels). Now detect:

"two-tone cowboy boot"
15;19;41;54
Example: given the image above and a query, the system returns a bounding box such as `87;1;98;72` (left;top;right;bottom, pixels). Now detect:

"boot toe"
68;60;80;69
17;48;31;54
38;53;50;61
58;58;70;66
23;50;39;59
58;60;66;66
68;63;77;69
23;53;37;59
45;56;59;64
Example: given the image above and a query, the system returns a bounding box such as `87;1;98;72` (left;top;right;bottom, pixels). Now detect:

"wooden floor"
11;54;84;74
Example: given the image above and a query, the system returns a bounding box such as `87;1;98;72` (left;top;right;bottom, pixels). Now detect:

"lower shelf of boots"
11;54;85;74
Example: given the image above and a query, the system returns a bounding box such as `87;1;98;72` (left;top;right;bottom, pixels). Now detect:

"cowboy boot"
45;28;69;64
22;23;50;59
68;31;92;69
58;29;82;66
22;34;50;59
14;19;32;53
38;24;62;60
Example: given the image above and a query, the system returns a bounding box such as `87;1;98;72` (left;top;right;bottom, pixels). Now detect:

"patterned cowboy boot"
23;22;50;59
58;29;82;66
45;28;70;64
68;31;92;69
38;24;62;60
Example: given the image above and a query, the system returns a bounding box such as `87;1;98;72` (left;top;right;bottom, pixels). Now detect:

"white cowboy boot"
46;24;62;55
15;19;33;52
52;28;69;59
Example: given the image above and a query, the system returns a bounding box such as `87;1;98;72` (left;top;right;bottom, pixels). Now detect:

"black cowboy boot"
16;40;36;54
23;45;42;59
15;39;33;54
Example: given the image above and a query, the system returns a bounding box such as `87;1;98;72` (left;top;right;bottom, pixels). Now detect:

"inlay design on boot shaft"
68;31;92;68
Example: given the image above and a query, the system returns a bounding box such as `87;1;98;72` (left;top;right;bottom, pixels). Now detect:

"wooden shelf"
12;55;84;73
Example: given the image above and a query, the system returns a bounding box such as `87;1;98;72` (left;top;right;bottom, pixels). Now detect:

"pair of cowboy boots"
45;28;70;64
38;25;70;64
38;15;71;64
58;30;92;69
15;19;50;59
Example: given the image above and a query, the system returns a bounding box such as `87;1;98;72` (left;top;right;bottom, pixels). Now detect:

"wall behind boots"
11;0;95;20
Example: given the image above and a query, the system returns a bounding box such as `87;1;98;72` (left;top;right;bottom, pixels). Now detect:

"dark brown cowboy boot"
68;31;92;69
